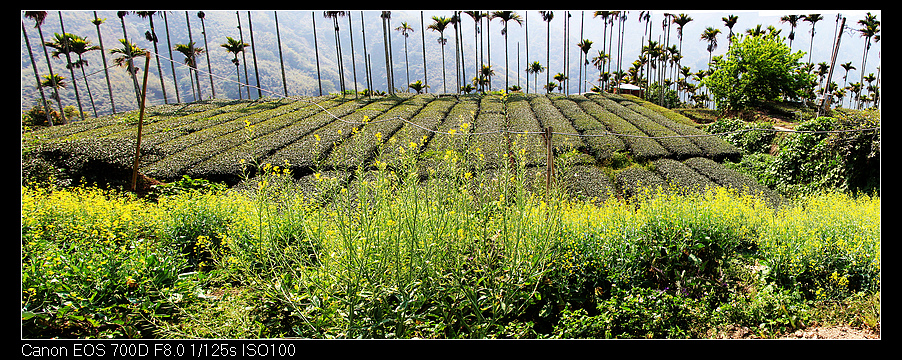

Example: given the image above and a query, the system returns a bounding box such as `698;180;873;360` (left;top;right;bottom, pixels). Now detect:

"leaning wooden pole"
544;126;555;195
131;52;152;192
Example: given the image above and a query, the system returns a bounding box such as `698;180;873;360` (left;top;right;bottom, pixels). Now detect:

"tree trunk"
275;11;288;97
93;11;116;114
163;12;181;103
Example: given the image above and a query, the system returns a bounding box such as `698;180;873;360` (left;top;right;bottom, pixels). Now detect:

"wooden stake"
131;52;151;192
544;126;554;194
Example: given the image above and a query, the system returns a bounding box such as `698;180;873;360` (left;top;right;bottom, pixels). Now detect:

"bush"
22;186;194;338
578;95;670;161
651;158;715;194
703;33;813;111
615;165;667;200
595;287;708;338
705;118;775;154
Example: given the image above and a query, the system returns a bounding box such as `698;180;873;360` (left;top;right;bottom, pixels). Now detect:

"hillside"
23;91;783;205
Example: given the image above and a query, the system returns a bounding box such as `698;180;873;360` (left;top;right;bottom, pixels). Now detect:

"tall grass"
21;158;880;338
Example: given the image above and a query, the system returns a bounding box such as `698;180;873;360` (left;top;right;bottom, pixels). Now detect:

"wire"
55;49;883;140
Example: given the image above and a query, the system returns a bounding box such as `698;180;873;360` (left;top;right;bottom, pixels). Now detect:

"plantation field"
20;92;881;339
24;91;778;203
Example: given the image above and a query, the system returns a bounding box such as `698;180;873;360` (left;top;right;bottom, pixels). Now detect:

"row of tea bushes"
570;95;670;161
264;97;399;172
144;98;338;181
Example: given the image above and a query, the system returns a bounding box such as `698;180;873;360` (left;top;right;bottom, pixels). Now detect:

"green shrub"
595;287;708;338
577;95;669;161
615;165;667;200
652;158;715;194
706;118;775;154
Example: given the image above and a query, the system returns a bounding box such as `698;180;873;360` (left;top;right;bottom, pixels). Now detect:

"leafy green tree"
702;33;812;111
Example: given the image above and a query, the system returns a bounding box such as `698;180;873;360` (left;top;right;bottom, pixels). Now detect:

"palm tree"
274;11;287;97
324;11;348;95
577;39;593;94
856;12;880;109
801;14;823;65
135;11;168;104
478;64;495;93
420;11;428;94
408;80;428;94
68;35;101;117
642;39;662;92
540;11;554;88
554;72;568;93
464;11;486;84
526;60;545;94
39;74;67;106
700;27;721;68
780;15;802;52
110;39;147;106
380;11;395;94
344;14;360;97
311;12;323;96
700;27;721;108
672;13;692;96
722;14;738;45
220;36;249;99
44;32;86;121
23;12;59;125
161;12;180;103
591;50;609;81
593;11;612;86
428;15;452;93
361;11;374;95
490;11;523;92
247;11;262;99
235;12;251;99
450;12;462;93
840;61;856;107
847;81;862;109
175;42;204;101
395;21;415;89
815;61;829;96
197;11;216;98
91;13;116;114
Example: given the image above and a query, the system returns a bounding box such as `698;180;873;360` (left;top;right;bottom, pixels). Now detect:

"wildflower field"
21;91;880;339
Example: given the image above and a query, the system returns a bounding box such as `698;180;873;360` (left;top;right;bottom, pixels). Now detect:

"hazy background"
21;9;881;116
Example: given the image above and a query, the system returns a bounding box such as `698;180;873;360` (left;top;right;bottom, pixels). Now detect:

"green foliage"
703;34;813;111
766;114;880;195
706;118;775;154
644;82;680;109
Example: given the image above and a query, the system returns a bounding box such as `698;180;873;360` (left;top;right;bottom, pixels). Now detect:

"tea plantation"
23;91;778;203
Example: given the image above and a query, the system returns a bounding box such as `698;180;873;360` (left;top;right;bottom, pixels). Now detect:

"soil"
716;324;880;339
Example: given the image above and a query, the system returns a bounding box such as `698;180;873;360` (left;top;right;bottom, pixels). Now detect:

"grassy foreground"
21;149;880;339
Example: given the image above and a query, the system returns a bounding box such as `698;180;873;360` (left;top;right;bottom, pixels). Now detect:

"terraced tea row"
27;92;749;200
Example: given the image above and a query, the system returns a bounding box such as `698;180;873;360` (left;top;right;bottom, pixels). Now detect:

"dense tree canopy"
702;33;813;111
